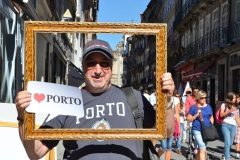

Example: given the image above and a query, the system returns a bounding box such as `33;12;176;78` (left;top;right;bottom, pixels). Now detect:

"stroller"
186;126;209;160
186;126;195;160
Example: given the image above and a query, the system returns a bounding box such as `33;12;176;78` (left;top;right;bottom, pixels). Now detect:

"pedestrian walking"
186;86;199;154
220;92;240;160
182;88;192;105
187;90;213;160
15;39;175;160
173;93;186;154
158;94;180;160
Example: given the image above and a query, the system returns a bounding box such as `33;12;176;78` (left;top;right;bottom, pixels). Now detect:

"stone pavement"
56;125;238;160
159;125;236;160
159;139;226;160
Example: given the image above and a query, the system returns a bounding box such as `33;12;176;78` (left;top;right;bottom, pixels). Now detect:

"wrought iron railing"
173;0;202;31
168;27;231;70
231;21;240;41
182;27;228;61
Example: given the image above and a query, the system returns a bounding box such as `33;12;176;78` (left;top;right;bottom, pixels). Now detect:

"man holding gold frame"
15;37;175;160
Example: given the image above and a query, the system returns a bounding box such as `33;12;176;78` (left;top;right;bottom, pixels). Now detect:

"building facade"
123;0;240;111
0;0;98;103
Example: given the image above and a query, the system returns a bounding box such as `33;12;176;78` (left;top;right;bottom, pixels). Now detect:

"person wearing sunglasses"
220;92;240;160
187;90;213;160
175;93;187;154
15;39;176;160
185;86;199;154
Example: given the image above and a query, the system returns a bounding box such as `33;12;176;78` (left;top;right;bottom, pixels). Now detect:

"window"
205;14;210;34
237;0;240;21
212;8;219;30
221;3;228;28
192;24;196;42
182;35;185;47
185;32;188;47
188;30;191;45
199;19;204;38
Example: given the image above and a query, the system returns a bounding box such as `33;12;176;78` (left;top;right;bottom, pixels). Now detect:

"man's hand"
15;91;31;120
161;72;175;97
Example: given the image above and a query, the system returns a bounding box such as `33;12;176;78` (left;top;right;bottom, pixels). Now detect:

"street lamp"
116;42;123;87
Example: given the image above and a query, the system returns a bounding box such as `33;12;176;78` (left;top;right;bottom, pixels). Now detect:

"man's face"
193;89;199;96
82;52;112;93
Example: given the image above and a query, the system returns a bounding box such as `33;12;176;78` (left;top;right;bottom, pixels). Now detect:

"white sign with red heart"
26;81;84;122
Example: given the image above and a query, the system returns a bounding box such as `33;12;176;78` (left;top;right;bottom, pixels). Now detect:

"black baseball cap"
83;39;114;60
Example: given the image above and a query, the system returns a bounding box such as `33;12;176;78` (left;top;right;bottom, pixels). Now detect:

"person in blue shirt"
187;90;214;160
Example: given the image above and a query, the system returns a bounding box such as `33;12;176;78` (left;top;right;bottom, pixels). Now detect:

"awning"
183;62;214;81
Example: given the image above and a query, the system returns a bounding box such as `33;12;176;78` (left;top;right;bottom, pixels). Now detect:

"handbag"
196;104;219;141
215;103;227;124
173;118;180;138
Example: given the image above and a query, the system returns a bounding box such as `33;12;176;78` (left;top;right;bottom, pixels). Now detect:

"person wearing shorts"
187;90;214;160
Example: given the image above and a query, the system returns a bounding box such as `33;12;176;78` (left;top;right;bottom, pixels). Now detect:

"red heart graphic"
34;93;45;103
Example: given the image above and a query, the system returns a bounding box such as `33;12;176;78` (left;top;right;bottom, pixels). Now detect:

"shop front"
229;51;240;94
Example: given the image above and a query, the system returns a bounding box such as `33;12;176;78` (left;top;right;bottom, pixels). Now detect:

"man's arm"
161;73;175;138
16;91;50;159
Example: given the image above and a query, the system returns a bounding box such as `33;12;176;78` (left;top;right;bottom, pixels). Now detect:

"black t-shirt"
41;85;155;160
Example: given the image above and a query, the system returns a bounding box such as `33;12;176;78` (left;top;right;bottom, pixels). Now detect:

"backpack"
121;87;159;160
215;103;226;124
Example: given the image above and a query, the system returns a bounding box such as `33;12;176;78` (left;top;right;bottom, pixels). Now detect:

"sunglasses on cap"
85;61;111;68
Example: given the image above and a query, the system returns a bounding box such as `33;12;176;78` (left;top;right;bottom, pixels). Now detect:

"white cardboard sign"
26;81;84;122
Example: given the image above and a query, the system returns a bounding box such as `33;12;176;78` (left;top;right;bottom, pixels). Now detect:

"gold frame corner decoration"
23;21;167;140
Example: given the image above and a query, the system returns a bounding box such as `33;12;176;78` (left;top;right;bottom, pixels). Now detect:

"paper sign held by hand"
26;81;84;122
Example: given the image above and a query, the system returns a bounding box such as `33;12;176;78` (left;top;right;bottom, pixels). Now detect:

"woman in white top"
220;92;240;160
175;93;186;155
158;95;180;160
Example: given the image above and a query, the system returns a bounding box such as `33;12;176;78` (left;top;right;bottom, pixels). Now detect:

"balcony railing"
231;21;240;42
182;27;228;61
173;0;202;31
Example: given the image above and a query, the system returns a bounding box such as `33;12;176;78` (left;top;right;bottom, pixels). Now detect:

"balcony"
231;21;240;42
173;0;214;32
182;27;228;62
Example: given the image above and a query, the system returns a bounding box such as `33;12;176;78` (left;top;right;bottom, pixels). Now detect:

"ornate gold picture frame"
23;21;167;140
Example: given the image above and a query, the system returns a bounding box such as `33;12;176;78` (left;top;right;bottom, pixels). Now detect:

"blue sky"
97;0;150;50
